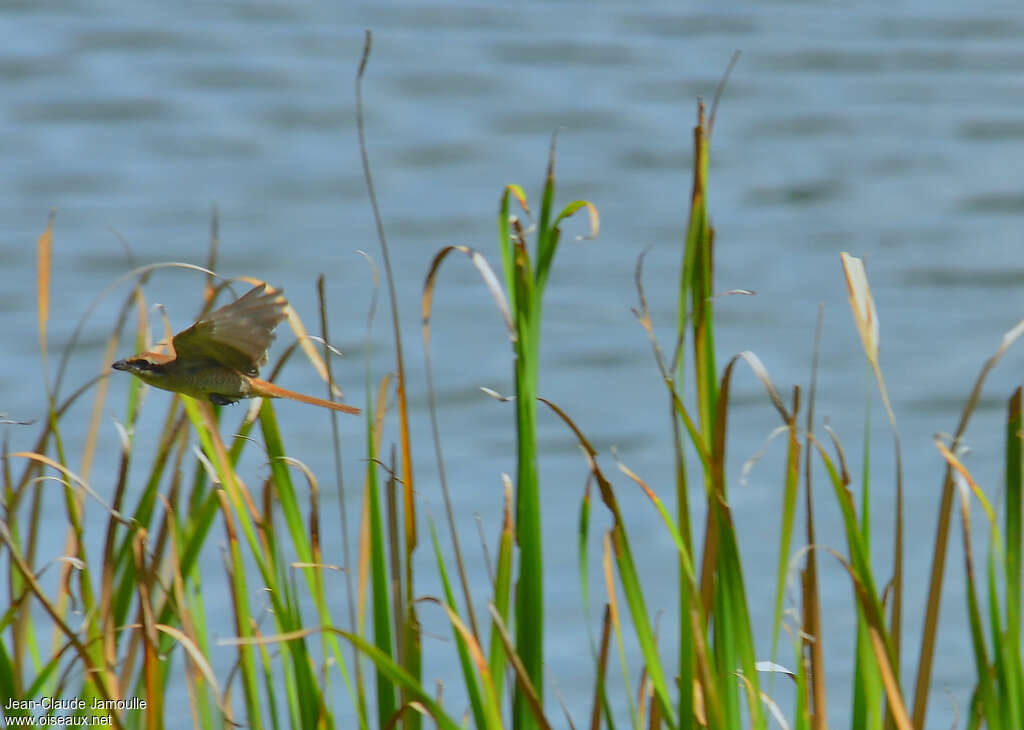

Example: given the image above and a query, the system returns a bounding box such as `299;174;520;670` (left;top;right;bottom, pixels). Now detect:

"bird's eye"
132;359;156;371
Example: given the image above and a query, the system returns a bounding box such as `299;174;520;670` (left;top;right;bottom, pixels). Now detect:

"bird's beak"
112;360;129;371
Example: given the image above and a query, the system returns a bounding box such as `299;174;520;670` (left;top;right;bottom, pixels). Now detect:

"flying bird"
112;283;360;414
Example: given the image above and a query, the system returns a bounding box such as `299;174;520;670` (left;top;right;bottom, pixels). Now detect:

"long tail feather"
249;378;361;414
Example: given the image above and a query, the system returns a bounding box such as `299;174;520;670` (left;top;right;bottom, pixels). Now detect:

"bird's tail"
249;378;361;414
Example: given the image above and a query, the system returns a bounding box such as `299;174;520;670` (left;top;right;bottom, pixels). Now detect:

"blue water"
3;2;1024;727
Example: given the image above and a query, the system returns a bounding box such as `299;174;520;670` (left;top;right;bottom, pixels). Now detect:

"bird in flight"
112;283;360;414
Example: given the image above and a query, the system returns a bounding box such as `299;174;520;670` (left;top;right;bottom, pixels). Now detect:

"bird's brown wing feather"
172;284;287;375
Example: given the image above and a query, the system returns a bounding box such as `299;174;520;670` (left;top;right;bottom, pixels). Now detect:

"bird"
112;283;360;414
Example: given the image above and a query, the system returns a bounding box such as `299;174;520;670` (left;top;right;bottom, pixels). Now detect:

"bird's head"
112;353;174;386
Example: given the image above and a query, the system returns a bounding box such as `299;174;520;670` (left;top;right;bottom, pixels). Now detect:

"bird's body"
112;283;359;414
118;352;258;403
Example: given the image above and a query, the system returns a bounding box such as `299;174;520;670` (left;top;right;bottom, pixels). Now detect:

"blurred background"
3;1;1024;726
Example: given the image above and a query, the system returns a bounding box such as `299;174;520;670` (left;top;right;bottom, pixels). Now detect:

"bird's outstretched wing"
172;284;287;375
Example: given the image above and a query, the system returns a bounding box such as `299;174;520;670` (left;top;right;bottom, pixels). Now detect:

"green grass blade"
771;417;801;663
540;398;677;730
338;631;463;730
428;520;487;728
363;414;396;724
217;490;264;728
489;480;515;703
955;482;1001;730
1004;389;1024;721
